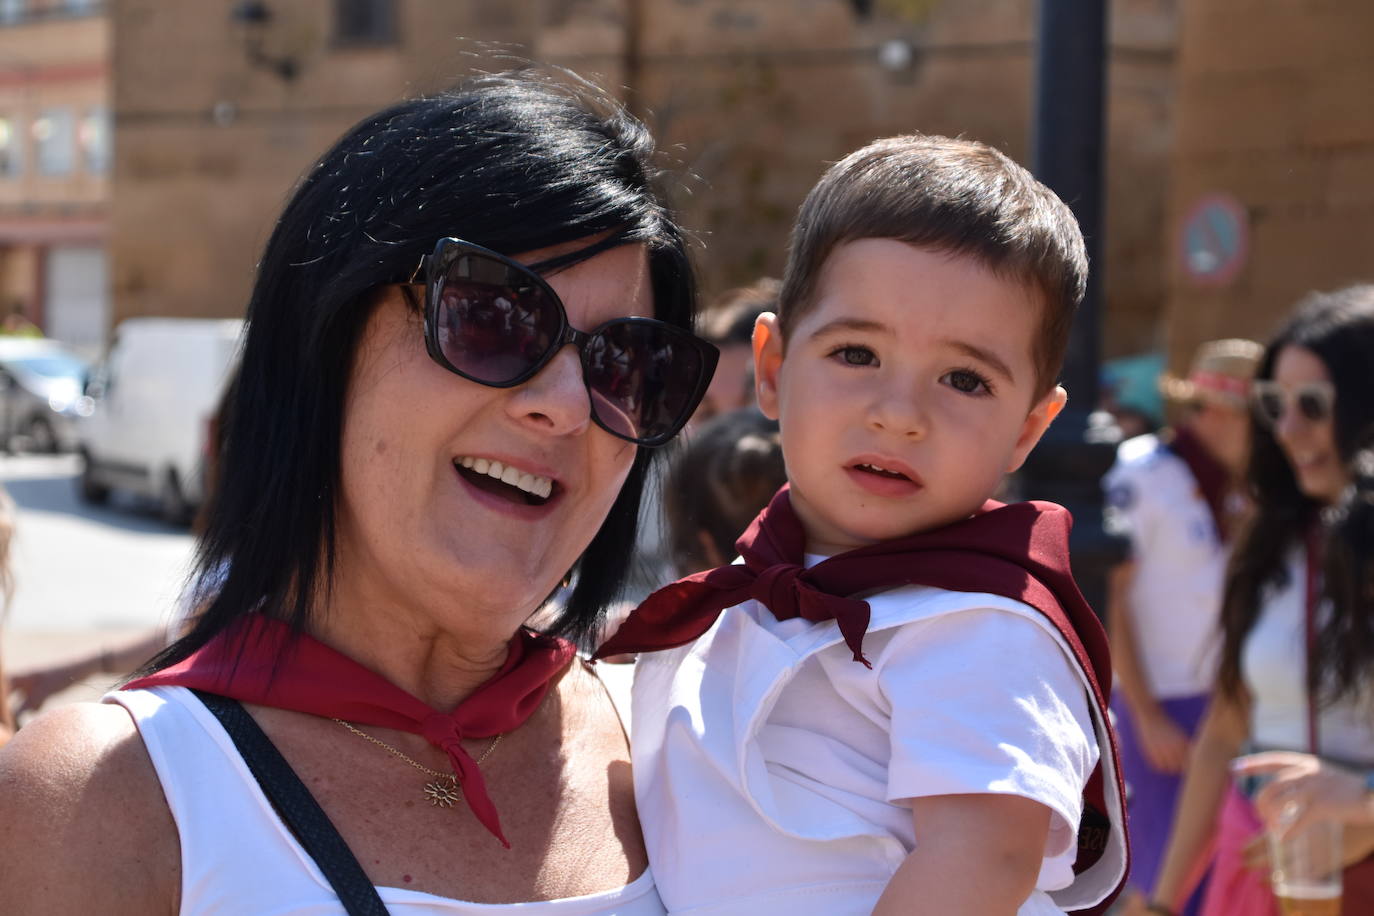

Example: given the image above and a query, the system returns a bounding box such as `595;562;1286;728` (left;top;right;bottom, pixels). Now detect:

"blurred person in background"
617;279;778;605
0;484;14;747
1233;745;1374;842
694;278;778;422
663;407;786;574
0;69;718;915
1149;286;1374;916
595;407;784;664
1104;338;1262;915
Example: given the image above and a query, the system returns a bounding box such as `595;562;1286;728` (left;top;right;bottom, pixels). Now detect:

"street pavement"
1;453;196;712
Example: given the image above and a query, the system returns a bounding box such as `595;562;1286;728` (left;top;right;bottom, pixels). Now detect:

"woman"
1146;286;1374;916
0;70;716;913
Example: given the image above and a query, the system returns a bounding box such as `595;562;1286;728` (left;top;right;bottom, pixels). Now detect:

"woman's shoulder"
0;701;179;914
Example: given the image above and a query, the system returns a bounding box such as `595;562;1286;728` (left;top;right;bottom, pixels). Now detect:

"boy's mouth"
854;462;911;481
844;457;924;496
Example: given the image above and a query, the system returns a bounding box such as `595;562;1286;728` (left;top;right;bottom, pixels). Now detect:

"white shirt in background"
1103;433;1229;698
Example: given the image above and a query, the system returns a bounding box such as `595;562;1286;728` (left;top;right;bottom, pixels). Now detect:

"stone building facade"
1162;0;1374;370
0;2;110;354
108;0;1178;362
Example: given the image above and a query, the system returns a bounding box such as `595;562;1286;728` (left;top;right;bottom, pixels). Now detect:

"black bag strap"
193;690;390;916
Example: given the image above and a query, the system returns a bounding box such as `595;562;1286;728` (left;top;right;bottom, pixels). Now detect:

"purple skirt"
1112;692;1211;910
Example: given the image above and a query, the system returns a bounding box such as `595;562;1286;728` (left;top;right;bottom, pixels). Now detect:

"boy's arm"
873;794;1049;916
1106;560;1189;773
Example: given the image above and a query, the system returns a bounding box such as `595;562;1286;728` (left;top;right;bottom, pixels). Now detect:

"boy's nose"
866;391;927;440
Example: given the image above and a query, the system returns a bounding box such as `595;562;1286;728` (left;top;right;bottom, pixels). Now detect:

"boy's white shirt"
630;567;1125;915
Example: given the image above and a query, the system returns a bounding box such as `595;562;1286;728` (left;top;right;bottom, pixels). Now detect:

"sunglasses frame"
1250;379;1336;429
415;237;718;447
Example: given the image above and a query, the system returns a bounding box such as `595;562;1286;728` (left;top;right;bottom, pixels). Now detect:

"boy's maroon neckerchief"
594;484;1128;906
123;614;577;848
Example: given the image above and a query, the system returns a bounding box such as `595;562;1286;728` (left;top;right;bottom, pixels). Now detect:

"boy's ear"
1006;385;1067;473
752;312;783;421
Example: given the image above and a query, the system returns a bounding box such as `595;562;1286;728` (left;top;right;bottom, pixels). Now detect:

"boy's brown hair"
778;134;1087;398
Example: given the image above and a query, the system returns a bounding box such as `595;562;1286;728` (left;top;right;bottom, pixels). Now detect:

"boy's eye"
942;368;993;396
828;345;878;367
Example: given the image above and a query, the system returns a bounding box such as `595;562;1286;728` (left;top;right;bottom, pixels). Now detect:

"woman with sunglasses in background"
1147;286;1374;916
0;70;715;915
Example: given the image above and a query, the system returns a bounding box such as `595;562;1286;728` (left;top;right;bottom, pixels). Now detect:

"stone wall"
111;0;1176;360
1162;0;1374;369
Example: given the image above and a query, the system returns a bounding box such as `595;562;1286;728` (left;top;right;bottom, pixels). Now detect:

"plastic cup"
1269;816;1342;916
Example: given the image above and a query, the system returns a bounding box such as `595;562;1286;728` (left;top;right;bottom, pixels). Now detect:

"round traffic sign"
1180;193;1249;286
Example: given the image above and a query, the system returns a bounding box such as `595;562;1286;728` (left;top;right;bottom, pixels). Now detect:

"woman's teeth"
456;456;554;499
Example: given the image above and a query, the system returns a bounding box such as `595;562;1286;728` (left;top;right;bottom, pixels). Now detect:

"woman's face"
333;241;650;625
1269;344;1348;506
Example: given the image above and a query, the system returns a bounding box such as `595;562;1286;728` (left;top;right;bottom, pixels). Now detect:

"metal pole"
1020;0;1125;615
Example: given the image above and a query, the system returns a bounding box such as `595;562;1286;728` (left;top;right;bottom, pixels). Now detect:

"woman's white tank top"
108;685;665;916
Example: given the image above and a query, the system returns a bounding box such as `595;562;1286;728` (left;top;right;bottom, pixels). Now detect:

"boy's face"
754;239;1066;555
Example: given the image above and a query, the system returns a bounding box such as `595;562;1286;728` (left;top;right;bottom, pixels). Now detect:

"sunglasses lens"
583;321;708;443
434;253;562;384
1254;387;1284;425
1298;390;1329;422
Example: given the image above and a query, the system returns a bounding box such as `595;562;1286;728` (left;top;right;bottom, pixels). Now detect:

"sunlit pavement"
1;453;196;712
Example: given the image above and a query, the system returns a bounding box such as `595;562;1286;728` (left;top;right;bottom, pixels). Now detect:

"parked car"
0;338;91;453
78;317;243;524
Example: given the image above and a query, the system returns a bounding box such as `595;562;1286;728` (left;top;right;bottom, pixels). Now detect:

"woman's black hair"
142;68;697;671
1216;285;1374;704
663;408;786;576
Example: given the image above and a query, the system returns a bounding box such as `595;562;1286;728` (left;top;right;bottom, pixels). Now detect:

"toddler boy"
597;135;1127;915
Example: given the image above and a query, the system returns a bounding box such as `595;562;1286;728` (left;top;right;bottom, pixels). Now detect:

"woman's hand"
1239;820;1374;872
1233;752;1374;841
1136;707;1192;774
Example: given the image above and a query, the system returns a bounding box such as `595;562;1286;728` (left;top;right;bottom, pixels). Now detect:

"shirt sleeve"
877;606;1098;858
1103;453;1157;559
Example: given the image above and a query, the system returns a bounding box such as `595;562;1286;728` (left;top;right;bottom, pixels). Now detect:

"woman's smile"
455;455;558;505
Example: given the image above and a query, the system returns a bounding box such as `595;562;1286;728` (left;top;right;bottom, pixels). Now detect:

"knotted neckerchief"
594;485;1128;906
124;614;576;848
1169;425;1238;542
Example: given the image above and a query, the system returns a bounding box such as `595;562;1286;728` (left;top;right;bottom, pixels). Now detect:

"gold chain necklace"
334;719;503;809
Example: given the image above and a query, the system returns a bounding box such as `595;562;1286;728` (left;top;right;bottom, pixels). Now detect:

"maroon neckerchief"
595;485;1128;903
1169;425;1235;542
124;614;576;848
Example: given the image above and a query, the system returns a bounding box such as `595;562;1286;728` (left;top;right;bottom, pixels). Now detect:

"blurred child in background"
664;407;786;574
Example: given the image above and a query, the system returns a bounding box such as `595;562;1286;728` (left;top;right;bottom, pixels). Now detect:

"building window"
33;108;75;176
79;106;110;174
334;0;395;45
0;116;20;177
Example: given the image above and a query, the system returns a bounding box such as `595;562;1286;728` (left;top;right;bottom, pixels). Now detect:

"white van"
78;317;243;524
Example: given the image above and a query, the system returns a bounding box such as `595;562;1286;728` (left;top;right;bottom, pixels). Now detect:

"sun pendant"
425;779;463;808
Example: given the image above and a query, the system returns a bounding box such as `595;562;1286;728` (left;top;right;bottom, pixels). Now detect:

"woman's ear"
1006;385;1068;473
753;312;783;421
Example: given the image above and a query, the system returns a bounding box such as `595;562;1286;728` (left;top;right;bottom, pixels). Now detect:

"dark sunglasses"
409;238;718;447
1251;379;1336;428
